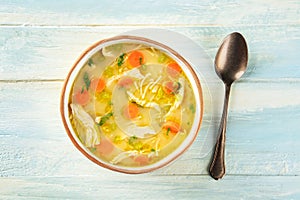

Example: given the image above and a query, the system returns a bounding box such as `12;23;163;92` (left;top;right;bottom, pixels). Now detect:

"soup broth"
69;42;197;168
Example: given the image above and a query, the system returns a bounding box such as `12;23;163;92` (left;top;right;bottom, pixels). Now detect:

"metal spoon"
209;32;248;180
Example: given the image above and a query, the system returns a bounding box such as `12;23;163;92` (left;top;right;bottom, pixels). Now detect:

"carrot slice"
124;103;139;119
135;155;149;165
167;62;182;77
118;77;133;88
163;121;181;134
90;78;106;93
95;139;114;155
162;81;180;95
128;51;144;68
74;89;90;105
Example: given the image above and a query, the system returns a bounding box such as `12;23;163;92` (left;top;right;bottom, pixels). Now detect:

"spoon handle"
209;84;231;180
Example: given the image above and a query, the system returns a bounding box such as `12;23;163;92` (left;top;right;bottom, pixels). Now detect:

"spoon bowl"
209;32;248;180
215;32;248;85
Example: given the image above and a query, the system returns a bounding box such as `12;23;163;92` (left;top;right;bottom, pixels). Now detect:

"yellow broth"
69;43;197;167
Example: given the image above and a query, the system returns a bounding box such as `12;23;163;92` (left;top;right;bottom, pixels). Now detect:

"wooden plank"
0;175;300;199
0;0;299;26
0;25;300;80
0;81;299;176
1;1;299;198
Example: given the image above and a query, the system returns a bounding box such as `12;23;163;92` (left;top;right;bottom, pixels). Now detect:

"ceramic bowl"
60;35;203;173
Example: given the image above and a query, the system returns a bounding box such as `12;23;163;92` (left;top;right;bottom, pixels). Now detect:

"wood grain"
0;176;300;199
1;0;300;198
0;0;299;26
0;26;300;81
0;81;299;176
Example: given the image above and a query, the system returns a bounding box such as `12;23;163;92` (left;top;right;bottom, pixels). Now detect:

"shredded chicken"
110;150;139;164
71;104;100;147
165;77;185;117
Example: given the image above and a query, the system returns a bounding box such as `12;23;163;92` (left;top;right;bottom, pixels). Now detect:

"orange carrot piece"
167;62;182;77
162;81;174;94
162;81;179;95
91;78;106;93
163;121;181;134
95;139;114;155
128;51;144;68
135;155;149;165
74;89;90;105
124;103;139;119
118;77;133;88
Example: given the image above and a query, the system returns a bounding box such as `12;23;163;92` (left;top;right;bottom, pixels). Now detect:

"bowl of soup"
60;35;203;173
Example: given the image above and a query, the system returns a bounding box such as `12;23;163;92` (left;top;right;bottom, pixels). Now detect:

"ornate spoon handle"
209;84;231;180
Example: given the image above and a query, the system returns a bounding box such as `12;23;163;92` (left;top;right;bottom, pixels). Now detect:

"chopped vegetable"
88;58;94;67
162;81;180;95
117;53;126;67
118;77;133;88
114;135;122;143
101;122;116;133
81;86;85;94
163;121;180;134
128;136;144;150
110;123;117;131
155;87;164;100
124;103;139;119
167;62;182;77
95;139;114;155
95;91;111;105
134;155;149;165
91;78;106;93
99;91;111;100
158;53;167;63
166;127;171;136
83;72;91;90
189;104;195;113
128;135;138;145
103;66;114;77
74;89;90;105
134;142;143;151
98;112;113;126
90;147;96;153
141;64;147;71
128;51;144;68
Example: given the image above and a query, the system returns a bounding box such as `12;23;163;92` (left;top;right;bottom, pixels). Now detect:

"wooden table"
1;1;300;199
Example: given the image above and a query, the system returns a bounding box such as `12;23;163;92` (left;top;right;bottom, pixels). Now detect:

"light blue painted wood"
1;176;300;199
1;0;300;199
1;26;300;80
0;0;299;26
0;81;299;176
